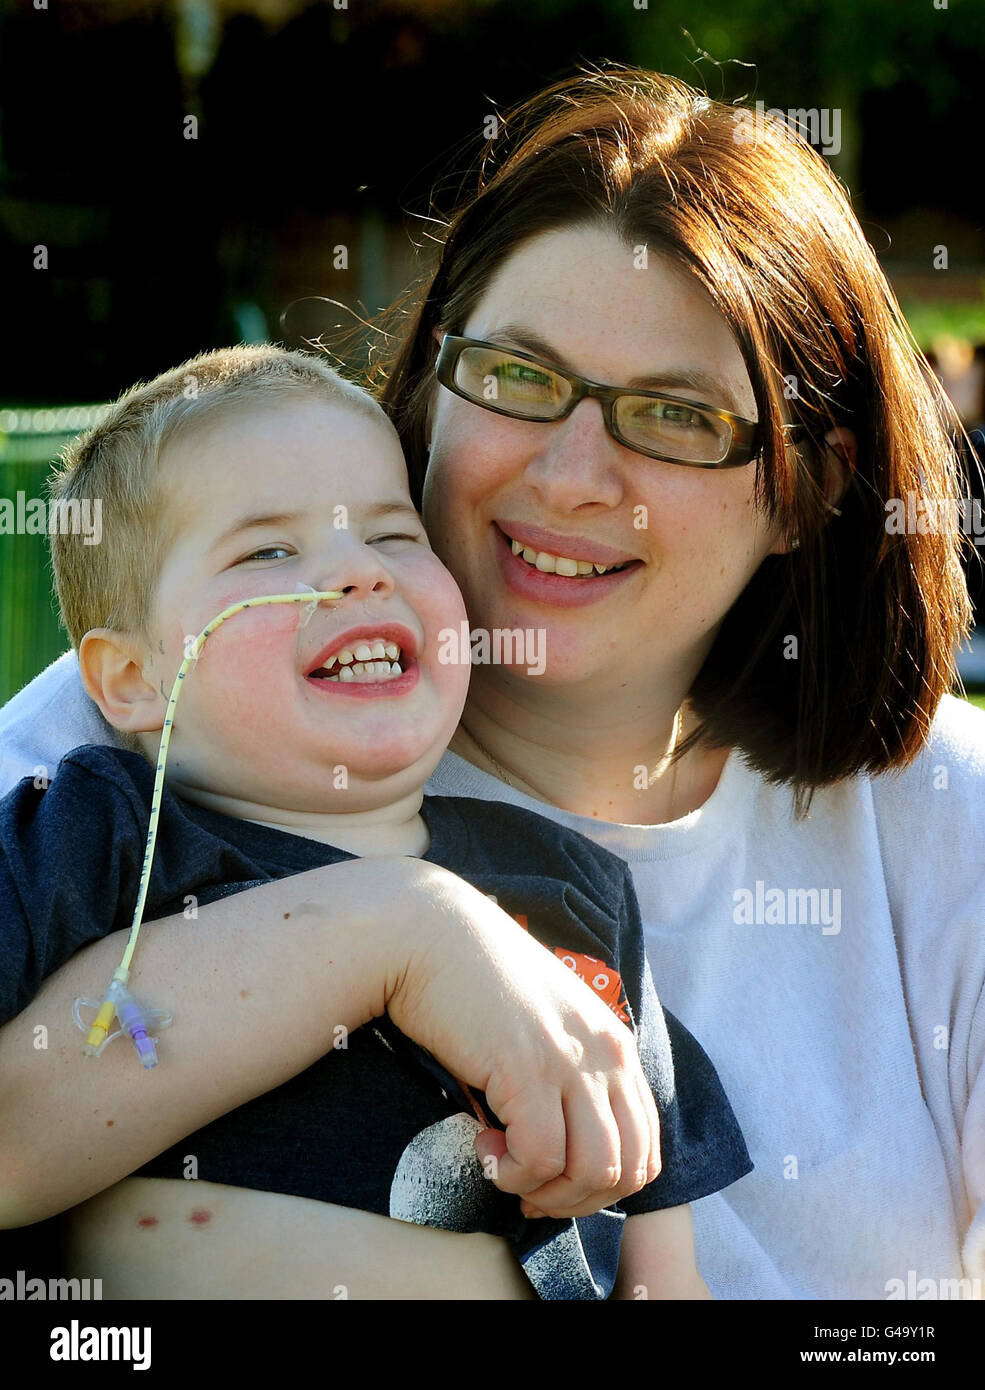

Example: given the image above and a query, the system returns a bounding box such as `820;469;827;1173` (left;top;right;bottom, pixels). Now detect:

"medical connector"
74;586;342;1070
74;974;173;1069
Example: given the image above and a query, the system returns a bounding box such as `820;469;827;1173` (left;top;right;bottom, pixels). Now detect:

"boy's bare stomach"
65;1176;536;1300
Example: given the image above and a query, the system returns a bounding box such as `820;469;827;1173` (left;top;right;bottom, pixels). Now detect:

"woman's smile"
493;521;644;609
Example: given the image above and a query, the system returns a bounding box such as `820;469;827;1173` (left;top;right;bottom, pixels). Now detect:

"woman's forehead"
461;223;756;417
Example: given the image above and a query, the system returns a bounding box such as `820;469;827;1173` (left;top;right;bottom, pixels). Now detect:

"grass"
966;693;985;712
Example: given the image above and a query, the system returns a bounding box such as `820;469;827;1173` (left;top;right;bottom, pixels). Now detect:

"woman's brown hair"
369;63;974;815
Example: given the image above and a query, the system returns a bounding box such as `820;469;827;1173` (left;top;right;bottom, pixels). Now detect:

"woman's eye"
494;361;556;395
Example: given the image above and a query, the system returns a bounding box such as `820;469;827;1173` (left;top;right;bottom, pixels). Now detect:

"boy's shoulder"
1;741;152;825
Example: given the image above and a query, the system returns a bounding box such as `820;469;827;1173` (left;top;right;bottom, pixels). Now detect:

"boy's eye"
238;546;293;563
370;533;421;544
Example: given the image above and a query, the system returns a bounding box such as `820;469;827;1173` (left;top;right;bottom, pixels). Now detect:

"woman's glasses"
435;335;805;469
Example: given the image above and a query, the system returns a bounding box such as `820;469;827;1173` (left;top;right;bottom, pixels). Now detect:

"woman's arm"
610;1207;713;1300
0;855;660;1227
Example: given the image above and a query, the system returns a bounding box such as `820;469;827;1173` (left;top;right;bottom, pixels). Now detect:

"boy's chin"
337;743;448;787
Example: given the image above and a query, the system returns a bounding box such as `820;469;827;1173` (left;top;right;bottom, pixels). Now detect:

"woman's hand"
0;855;659;1227
389;866;662;1219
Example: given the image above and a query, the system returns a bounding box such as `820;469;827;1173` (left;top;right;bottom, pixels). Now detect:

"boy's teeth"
323;659;404;684
309;636;406;681
509;534;625;575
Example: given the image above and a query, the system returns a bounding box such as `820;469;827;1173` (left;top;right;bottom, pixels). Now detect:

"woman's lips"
493;525;642;608
303;658;420;698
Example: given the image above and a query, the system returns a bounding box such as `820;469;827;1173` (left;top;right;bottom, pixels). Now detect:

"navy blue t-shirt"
0;745;752;1298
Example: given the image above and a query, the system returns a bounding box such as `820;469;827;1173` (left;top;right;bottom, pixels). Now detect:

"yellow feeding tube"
76;586;343;1068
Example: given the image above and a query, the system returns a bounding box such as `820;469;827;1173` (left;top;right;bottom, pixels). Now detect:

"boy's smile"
303;620;418;695
89;394;471;833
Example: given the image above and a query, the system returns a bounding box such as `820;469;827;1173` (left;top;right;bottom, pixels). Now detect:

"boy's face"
138;396;470;813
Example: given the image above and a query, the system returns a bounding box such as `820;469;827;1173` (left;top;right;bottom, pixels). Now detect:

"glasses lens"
453;345;571;419
613;395;733;464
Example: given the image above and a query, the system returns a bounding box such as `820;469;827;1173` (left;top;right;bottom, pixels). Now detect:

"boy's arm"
0;856;662;1227
610;1207;713;1300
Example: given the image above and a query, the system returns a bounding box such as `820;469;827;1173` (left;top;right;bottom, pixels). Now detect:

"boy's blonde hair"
49;345;384;653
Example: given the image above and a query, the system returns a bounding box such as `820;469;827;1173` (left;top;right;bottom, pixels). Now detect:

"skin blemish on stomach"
188;1209;212;1226
283;911;290;919
239;989;249;999
137;1215;158;1228
106;1120;114;1127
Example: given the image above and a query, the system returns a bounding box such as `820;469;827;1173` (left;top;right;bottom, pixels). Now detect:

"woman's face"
422;222;789;696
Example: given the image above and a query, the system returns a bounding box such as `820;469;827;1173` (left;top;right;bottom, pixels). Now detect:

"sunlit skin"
79;398;470;854
423;223;853;821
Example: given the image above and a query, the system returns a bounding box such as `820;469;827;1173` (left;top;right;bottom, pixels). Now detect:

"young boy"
0;346;751;1299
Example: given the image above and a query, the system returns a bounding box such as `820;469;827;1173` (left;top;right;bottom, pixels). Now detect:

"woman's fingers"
475;1089;568;1196
510;1079;621;1215
484;1064;658;1219
636;1064;663;1186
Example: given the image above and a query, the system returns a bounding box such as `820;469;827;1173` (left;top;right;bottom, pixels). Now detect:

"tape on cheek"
296;582;320;627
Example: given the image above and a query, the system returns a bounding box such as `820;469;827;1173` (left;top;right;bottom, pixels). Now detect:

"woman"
1;65;982;1299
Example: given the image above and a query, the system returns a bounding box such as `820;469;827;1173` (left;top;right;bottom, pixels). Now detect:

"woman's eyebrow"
487;324;746;414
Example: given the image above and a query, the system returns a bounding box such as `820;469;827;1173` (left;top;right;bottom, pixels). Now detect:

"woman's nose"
523;399;624;508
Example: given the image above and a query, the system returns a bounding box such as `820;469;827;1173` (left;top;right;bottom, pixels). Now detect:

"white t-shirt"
2;651;984;1300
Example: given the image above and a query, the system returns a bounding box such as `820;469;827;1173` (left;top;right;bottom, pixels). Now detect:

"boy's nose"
315;547;395;600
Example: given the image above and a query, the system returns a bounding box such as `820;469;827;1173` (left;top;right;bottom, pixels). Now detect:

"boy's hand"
387;866;662;1220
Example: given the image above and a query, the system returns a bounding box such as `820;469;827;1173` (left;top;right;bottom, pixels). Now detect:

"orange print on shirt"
509;913;630;1024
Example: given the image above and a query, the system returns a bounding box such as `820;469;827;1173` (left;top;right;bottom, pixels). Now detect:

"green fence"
0;406;108;707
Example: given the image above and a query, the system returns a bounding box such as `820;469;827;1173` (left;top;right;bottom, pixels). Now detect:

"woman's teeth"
310;639;404;683
509;536;628;575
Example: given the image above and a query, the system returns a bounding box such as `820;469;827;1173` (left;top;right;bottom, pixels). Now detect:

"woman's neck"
450;676;729;825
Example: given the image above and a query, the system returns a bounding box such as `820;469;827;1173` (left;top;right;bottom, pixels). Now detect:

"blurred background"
1;0;984;707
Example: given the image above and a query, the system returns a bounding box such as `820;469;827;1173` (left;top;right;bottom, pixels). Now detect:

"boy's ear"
78;629;164;734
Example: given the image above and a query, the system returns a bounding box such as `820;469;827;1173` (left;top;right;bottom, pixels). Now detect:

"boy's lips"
304;622;419;676
303;621;421;697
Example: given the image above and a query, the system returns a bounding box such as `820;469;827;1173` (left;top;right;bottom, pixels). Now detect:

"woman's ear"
78;629;164;734
424;327;446;451
822;426;857;512
769;425;858;556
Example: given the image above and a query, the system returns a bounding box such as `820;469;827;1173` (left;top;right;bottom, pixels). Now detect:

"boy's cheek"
182;612;302;722
413;557;469;626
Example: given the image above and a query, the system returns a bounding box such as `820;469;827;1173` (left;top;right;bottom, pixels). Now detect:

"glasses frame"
435;334;807;469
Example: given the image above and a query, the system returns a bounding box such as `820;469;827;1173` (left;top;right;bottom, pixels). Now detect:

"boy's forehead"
161;396;415;526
